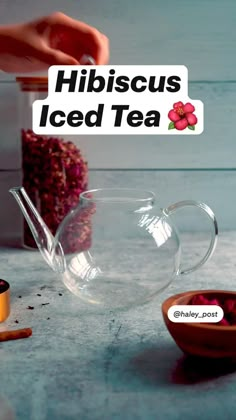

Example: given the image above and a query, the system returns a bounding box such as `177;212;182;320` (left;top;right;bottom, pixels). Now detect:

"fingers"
44;12;110;65
37;46;79;66
90;32;109;65
80;54;96;65
78;30;109;65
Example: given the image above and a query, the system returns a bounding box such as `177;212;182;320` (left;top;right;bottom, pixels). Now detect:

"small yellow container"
0;280;10;322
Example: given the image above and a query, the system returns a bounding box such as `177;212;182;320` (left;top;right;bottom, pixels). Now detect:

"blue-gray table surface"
1;232;236;420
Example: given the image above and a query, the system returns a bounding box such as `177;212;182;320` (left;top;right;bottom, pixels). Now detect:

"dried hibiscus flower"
21;129;92;252
190;294;236;326
191;294;220;307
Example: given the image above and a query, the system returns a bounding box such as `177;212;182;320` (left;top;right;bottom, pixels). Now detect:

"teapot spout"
9;186;64;273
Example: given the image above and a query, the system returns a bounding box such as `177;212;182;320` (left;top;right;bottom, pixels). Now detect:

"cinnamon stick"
0;328;32;342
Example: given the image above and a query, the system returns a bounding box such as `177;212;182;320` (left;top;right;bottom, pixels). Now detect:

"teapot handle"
162;200;218;275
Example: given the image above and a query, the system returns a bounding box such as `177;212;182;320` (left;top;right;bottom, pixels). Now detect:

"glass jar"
16;77;90;250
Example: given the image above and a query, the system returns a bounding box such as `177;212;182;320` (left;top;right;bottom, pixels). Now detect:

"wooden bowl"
162;290;236;359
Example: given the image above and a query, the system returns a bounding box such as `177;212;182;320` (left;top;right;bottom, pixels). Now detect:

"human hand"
0;12;109;73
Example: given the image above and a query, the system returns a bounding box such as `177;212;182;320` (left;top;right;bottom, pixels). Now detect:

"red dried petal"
190;294;236;326
223;299;236;314
218;318;230;326
208;298;220;306
190;294;210;305
21;129;91;252
226;309;236;325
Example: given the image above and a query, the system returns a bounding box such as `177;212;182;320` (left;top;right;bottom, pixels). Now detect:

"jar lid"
16;76;48;92
0;280;10;323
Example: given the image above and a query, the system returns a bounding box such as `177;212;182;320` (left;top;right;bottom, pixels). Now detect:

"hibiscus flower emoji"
168;101;198;131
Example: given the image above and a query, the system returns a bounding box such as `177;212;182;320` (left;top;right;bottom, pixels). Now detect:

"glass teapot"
9;187;218;310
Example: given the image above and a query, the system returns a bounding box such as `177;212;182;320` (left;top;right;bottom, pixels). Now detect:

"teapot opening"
80;188;155;206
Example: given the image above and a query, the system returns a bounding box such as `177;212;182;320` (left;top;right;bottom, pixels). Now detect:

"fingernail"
80;54;95;65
